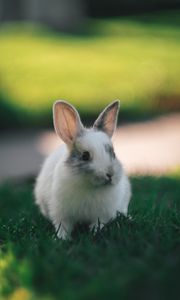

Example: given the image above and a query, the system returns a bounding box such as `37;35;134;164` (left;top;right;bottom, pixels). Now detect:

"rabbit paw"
90;221;104;234
56;223;70;240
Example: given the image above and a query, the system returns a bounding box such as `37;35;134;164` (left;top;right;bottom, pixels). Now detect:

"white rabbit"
34;100;131;239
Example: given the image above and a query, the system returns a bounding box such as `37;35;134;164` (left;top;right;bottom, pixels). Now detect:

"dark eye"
82;151;90;161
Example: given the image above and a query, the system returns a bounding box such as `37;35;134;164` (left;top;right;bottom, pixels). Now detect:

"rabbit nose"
106;173;112;182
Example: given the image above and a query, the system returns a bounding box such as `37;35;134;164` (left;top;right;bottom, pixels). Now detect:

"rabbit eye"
82;151;90;161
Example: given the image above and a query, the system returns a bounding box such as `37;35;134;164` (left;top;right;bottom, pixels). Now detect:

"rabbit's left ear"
53;100;84;145
93;100;120;138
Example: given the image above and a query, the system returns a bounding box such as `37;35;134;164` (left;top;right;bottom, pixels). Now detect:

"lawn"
0;175;180;300
0;10;180;127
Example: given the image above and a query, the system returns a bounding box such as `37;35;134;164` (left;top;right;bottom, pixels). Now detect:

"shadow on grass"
0;175;180;299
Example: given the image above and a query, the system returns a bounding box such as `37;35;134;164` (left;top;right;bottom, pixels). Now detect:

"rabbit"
34;100;131;239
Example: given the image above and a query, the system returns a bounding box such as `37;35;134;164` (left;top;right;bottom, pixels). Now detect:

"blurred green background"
0;2;180;300
1;1;179;179
0;8;180;129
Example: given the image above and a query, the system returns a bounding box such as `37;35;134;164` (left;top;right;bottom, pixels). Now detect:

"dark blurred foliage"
0;0;22;21
87;0;180;17
1;0;180;21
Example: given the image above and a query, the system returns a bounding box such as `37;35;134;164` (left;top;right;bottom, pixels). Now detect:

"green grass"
0;10;180;127
0;176;180;300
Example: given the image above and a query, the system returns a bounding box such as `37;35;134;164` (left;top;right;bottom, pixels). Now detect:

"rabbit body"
34;100;131;239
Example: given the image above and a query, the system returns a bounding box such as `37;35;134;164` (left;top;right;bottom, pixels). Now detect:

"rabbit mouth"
69;165;120;187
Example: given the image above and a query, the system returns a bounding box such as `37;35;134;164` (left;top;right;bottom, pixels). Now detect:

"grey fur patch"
104;143;115;159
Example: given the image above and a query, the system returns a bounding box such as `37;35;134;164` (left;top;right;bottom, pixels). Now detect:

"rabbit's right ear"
53;101;84;145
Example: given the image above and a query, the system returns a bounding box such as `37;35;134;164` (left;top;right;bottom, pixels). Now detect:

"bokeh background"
0;0;180;181
0;2;180;300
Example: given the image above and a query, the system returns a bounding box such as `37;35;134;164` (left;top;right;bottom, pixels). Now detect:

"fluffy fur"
34;100;131;239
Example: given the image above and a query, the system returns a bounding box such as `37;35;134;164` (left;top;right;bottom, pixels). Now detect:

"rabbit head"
53;100;122;187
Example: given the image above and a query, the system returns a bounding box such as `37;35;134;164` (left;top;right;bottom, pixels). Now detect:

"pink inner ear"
101;104;119;137
105;108;117;132
93;101;119;137
61;107;77;141
54;101;81;145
